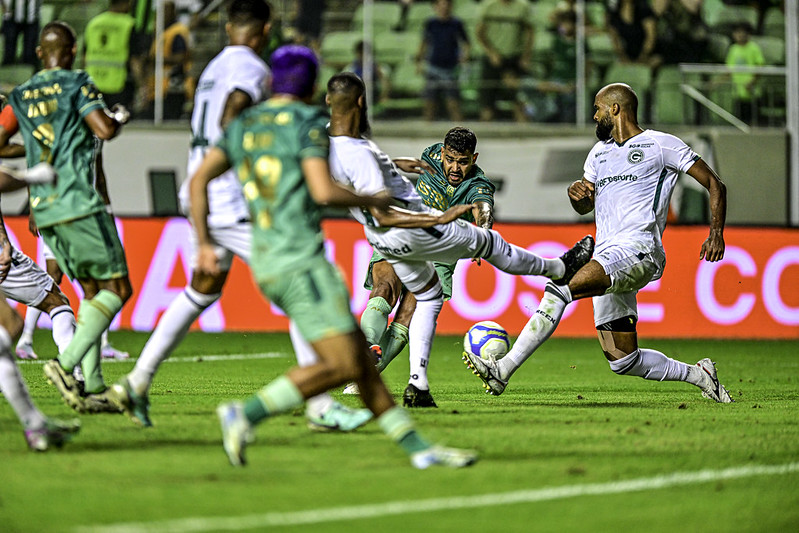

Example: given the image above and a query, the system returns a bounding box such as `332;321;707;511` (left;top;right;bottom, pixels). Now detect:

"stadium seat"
58;2;106;35
751;35;785;65
586;33;615;67
652;66;690;125
380;61;425;115
374;32;421;67
706;32;731;62
320;31;362;69
585;1;607;30
762;7;785;38
701;0;727;28
711;5;760;33
406;2;436;31
351;2;401;33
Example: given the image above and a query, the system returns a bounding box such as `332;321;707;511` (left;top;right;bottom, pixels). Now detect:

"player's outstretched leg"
554;235;595;285
694;358;734;403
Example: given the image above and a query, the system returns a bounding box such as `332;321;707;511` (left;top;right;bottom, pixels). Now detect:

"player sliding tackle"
325;71;594;411
464;83;733;403
190;45;478;468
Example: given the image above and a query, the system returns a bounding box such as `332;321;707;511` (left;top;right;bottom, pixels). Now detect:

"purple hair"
270;45;319;98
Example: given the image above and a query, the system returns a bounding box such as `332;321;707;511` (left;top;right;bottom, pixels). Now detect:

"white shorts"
591;244;665;327
365;219;489;293
1;248;56;307
189;220;252;271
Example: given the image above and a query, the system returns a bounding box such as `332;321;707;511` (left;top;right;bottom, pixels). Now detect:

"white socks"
483;230;565;279
128;286;220;395
49;305;76;354
499;283;571;379
17;308;41;346
408;282;444;391
0;327;46;430
609;348;691;382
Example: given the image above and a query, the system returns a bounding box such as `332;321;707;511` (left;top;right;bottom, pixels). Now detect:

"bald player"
464;83;733;402
6;21;132;413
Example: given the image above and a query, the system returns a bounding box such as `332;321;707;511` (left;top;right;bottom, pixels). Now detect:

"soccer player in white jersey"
110;0;371;431
464;83;733;402
326;72;594;406
0;162;80;450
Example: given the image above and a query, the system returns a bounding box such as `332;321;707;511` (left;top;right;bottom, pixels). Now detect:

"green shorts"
259;257;358;343
39;211;129;281
364;250;454;301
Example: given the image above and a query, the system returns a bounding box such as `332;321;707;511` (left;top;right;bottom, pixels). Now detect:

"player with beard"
326;72;594;409
463;83;734;402
353;127;496;407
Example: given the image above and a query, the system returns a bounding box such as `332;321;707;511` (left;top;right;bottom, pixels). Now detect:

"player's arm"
686;158;727;262
0;203;10;283
303;157;392;210
94;148;111;206
189;147;232;275
220;89;254;130
568;178;595;214
84;105;129;141
370;203;475;229
392;157;433;175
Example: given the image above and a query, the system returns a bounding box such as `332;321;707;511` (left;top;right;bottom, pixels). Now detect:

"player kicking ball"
464;83;733;403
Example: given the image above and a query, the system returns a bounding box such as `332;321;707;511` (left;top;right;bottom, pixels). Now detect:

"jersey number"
32;123;55;163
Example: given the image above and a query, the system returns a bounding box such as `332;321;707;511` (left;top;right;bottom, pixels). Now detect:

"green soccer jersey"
416;142;495;223
217;98;330;281
8;68;107;228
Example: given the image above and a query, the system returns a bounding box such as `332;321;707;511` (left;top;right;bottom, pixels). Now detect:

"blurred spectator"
476;0;533;122
293;0;324;52
1;0;40;66
393;0;414;32
606;0;661;68
84;0;143;110
344;40;390;104
416;0;470;121
523;9;584;123
726;22;764;124
142;0;193;119
653;0;709;64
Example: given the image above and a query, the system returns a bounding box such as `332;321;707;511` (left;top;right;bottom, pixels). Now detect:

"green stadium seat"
653;66;690;125
701;0;726;28
406;3;436;31
585;1;607;30
751;35;785;65
762;7;785;38
389;61;425;97
706;32;731;62
586;32;615;67
352;2;401;33
374;31;421;67
320;31;362;69
604;63;652;117
712;5;759;33
58;2;107;35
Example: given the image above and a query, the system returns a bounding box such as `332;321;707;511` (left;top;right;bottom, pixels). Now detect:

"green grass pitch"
3;331;799;532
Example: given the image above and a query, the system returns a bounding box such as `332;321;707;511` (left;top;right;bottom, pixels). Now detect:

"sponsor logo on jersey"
596;174;638;188
627;148;645;164
371;242;413;257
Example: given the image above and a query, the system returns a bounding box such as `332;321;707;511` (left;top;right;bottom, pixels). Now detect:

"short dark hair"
444;126;477;154
41;21;76;49
228;0;271;25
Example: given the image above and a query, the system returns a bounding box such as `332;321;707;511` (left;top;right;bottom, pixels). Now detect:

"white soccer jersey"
583;129;699;257
328;135;428;226
180;45;270;227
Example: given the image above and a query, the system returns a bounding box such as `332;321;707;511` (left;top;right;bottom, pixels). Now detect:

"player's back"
221;98;329;279
183;45;269;225
8;68;106;227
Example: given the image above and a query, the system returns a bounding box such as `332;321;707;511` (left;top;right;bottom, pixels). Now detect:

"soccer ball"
463;321;510;363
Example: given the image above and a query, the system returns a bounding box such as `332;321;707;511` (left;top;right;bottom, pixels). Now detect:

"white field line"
74;462;799;533
17;352;287;365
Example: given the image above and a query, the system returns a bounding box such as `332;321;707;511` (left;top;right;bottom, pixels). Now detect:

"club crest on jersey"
447;185;455;196
627;148;645;164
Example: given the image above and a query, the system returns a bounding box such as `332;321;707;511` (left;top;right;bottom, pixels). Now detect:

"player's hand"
392;157;433;175
568;179;593;201
24;162;57;184
438;203;474;224
196;243;220;276
0;238;11;283
471;257;482;265
699;231;725;262
110;104;130;125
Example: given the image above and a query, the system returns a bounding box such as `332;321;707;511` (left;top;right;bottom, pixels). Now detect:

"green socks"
377;322;409;372
59;291;124;391
360;297;392;345
243;376;304;425
378;406;430;455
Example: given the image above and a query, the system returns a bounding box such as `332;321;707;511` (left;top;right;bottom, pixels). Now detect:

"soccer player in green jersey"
190;45;477;468
356;127;496;407
7;21;133;413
